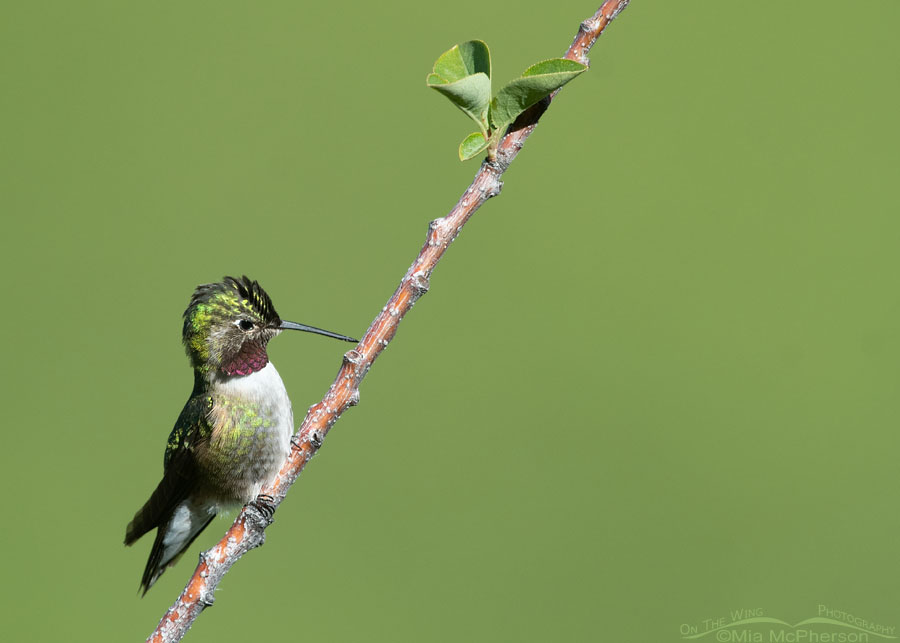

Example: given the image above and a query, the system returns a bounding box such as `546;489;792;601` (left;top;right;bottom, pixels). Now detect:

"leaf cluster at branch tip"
427;40;586;160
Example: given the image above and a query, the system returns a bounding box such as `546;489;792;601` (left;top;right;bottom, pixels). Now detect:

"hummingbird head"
182;275;356;376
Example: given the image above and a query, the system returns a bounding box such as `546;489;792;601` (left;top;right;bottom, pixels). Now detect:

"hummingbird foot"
291;430;324;451
248;494;276;523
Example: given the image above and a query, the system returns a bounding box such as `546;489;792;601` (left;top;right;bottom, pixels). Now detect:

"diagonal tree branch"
147;2;629;641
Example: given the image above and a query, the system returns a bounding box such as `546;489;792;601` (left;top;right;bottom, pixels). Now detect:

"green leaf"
429;74;492;133
430;40;491;83
427;41;492;132
457;40;491;79
490;58;587;129
458;132;490;161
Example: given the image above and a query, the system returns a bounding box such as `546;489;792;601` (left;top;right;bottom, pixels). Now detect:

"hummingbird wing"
125;394;215;593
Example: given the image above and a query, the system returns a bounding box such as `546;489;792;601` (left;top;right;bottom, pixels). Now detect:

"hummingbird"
125;275;356;594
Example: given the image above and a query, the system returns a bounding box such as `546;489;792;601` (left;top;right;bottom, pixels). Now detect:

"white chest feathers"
205;362;294;503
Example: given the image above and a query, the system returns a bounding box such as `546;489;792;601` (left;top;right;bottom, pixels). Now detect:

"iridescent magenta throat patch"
222;342;269;376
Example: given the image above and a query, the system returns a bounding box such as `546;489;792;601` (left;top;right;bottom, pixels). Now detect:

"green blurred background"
2;1;898;640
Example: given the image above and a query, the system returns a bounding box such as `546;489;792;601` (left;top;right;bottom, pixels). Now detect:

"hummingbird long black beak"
279;320;357;343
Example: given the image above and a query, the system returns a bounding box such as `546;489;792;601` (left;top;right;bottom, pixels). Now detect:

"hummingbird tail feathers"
139;501;215;594
125;460;211;594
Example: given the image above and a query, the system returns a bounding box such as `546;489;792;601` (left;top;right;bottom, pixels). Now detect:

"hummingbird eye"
237;320;255;331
